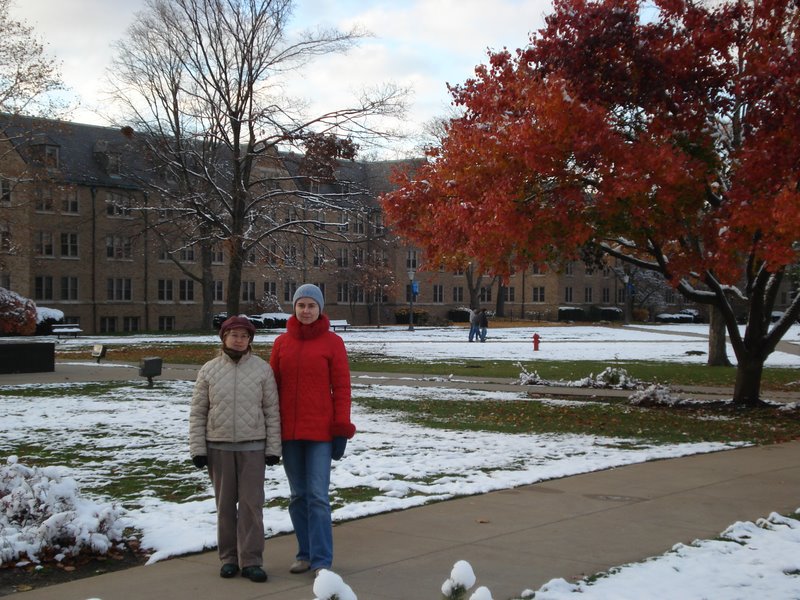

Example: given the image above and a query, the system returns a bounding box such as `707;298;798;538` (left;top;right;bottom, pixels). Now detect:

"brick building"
2;115;755;334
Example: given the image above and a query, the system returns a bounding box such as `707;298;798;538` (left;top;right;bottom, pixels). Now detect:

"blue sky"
11;0;552;155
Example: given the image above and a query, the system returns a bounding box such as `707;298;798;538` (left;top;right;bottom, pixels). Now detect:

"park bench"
330;320;350;332
52;324;83;338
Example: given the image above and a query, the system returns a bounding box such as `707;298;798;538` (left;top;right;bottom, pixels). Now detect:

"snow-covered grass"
1;323;799;598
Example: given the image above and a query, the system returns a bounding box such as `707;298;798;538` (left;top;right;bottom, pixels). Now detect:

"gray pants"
207;448;266;568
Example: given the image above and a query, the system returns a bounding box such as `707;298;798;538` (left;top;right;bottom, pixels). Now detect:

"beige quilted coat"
189;351;281;458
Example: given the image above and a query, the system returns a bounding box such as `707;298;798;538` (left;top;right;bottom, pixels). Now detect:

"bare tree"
0;0;65;117
105;0;407;322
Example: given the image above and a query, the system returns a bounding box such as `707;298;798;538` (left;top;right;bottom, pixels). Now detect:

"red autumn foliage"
0;287;37;336
381;0;800;406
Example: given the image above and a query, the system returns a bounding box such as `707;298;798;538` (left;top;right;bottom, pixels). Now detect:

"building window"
564;262;574;276
211;245;224;264
337;248;349;268
158;316;175;331
0;222;11;252
453;286;464;303
433;284;444;303
602;287;610;303
479;286;492;302
241;281;256;302
263;281;277;296
354;218;366;235
313;248;324;267
283;281;297;302
34;276;53;300
106;235;132;259
179;279;194;301
372;214;384;235
0;178;11;203
565;286;573;303
584;286;593;303
158;279;173;301
665;289;675;304
314;209;326;230
406;249;418;270
617;287;626;303
503;287;516;302
284;244;297;265
60;233;79;258
338;211;349;232
352;247;365;266
107;278;132;301
106;192;132;217
60;276;78;300
100;316;117;333
61;188;79;214
531;264;542;275
123;316;140;332
44;145;59;169
532;286;545;303
179;244;195;262
35;187;54;212
35;231;54;257
337;283;350;303
0;273;9;288
213;280;224;302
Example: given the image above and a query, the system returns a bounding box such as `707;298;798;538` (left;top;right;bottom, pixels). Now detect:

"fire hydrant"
533;332;541;351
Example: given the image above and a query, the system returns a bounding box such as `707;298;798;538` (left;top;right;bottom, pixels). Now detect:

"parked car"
212;312;228;328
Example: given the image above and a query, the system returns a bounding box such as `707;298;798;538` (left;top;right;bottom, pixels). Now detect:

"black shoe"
219;563;239;578
241;565;268;582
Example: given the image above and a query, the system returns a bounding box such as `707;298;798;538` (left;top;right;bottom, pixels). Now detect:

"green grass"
55;344;800;390
354;395;800;445
347;355;800;390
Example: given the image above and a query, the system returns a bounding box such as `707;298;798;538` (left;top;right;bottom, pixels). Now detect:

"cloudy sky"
11;0;553;156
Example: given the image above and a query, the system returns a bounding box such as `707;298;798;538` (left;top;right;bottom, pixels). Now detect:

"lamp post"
623;274;631;324
407;269;415;331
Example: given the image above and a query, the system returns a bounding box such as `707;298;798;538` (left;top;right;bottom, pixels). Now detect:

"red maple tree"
382;0;800;406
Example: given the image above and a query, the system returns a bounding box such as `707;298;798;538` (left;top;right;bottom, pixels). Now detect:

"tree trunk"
226;243;244;316
200;240;214;330
495;280;506;317
707;306;732;367
732;354;764;406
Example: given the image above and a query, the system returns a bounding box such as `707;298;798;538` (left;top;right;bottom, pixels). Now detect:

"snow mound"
0;456;126;566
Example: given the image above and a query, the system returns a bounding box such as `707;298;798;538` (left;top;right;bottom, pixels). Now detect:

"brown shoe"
289;559;311;574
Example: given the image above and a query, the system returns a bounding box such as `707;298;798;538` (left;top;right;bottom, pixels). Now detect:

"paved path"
3;361;800;599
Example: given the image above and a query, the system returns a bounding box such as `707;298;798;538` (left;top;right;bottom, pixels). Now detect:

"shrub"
394;307;430;325
0;288;37;336
447;307;471;323
558;306;584;321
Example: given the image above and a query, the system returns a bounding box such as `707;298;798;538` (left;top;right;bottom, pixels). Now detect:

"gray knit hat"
293;283;324;311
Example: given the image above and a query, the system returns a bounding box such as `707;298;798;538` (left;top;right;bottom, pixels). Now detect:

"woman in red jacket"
269;283;356;575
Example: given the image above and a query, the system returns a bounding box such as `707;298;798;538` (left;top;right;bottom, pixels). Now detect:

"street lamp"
407;269;416;331
623;274;632;324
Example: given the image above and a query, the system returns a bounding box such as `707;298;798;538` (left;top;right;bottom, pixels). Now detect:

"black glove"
265;455;280;466
192;455;208;469
331;437;347;461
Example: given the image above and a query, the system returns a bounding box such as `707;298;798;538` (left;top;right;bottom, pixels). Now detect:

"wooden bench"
330;320;350;332
52;325;83;338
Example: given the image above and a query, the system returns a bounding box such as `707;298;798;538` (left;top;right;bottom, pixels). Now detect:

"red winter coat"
269;314;355;441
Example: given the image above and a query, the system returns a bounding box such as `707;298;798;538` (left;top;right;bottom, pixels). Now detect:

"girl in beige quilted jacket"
189;315;281;583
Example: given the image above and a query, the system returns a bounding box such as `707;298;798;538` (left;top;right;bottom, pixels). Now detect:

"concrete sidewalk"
10;442;800;599
4;361;800;599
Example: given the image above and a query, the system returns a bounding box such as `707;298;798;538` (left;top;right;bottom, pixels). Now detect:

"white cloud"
10;0;552;149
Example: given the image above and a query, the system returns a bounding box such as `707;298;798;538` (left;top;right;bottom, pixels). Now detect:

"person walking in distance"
189;316;281;583
468;307;480;342
478;308;490;342
269;284;356;576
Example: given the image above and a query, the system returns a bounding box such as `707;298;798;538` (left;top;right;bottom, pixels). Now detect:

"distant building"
4;115;787;334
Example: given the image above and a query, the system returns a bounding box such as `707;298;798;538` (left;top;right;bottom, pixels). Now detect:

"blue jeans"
282;440;333;569
468;323;479;341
